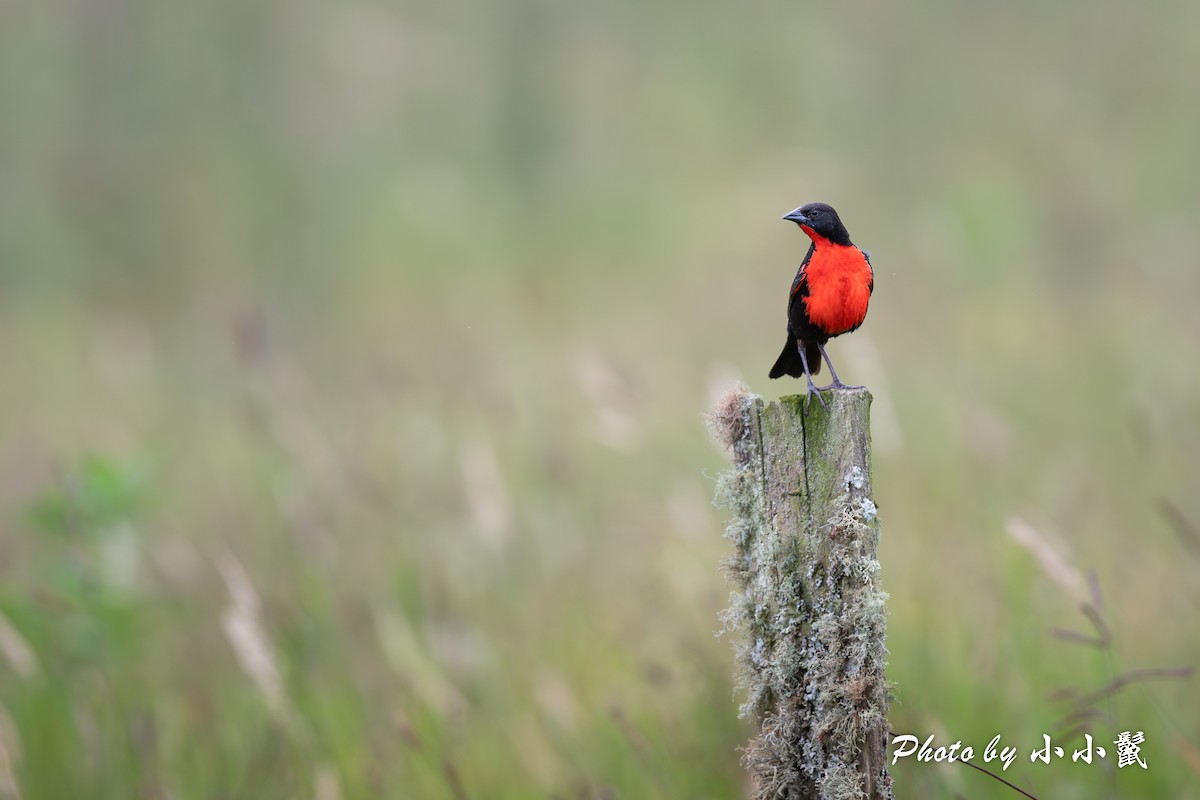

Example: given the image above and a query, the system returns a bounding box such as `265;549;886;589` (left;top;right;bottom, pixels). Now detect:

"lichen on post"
709;384;892;800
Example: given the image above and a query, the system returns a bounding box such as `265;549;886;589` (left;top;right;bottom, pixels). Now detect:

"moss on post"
710;385;892;800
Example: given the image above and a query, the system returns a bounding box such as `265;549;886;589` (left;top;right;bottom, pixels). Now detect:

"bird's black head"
782;202;852;245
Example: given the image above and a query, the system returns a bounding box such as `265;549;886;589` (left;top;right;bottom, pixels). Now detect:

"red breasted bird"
768;202;874;409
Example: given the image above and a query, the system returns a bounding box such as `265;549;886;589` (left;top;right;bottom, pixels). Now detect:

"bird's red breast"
793;233;873;336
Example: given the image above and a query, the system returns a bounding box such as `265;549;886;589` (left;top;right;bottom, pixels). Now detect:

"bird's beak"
782;208;810;225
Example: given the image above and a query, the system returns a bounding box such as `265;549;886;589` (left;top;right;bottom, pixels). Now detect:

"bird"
768;202;874;410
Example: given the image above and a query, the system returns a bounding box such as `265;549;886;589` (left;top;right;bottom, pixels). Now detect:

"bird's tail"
768;340;821;379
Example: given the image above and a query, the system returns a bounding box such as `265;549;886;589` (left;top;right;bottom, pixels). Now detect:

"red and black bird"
768;202;873;409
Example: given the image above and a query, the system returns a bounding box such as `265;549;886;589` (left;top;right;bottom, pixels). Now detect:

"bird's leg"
817;342;863;390
797;343;828;411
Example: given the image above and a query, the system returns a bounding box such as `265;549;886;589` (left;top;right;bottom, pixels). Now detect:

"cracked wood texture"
713;387;893;800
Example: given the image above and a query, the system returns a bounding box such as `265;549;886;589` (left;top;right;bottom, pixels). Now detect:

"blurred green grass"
2;0;1199;797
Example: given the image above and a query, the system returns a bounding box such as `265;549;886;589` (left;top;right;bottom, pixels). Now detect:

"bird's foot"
804;379;829;411
827;378;864;391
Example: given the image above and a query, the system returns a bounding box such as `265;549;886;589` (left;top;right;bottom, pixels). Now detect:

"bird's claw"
805;379;863;411
804;381;829;411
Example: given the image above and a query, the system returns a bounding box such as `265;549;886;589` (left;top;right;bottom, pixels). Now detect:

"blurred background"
2;0;1199;797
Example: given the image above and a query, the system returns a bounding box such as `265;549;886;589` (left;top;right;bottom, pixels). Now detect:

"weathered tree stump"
709;386;892;800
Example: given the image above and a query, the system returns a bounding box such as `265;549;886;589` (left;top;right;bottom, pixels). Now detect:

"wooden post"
709;386;893;800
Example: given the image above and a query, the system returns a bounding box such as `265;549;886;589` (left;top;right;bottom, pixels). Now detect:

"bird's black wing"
788;242;816;302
